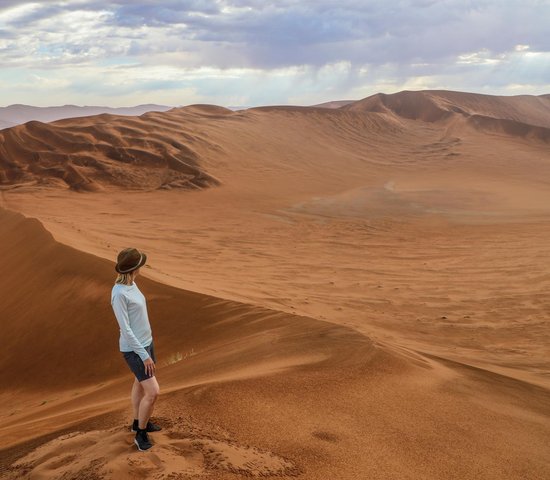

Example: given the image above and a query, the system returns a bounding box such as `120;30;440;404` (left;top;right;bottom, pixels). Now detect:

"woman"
111;247;161;452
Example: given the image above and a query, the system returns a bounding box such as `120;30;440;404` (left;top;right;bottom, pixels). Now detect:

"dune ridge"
0;205;363;392
345;90;550;126
0;108;223;191
2;90;549;193
2;206;550;479
0;103;400;192
344;90;550;142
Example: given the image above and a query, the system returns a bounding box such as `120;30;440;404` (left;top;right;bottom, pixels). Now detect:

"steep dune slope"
345;90;550;126
344;90;550;141
0;107;224;191
2;206;550;479
0;205;365;392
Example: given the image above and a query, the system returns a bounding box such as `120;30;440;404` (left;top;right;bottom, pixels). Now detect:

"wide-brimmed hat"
115;247;147;274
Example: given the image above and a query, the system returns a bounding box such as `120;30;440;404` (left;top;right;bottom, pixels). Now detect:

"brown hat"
115;248;147;274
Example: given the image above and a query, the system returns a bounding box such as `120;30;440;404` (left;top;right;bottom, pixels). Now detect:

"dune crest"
0;110;222;191
345;90;550;125
344;90;550;141
2;202;550;479
1;90;548;193
0;205;364;393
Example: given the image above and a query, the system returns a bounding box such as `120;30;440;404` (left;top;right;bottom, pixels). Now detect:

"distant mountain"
0;104;172;129
0;119;16;130
227;105;252;111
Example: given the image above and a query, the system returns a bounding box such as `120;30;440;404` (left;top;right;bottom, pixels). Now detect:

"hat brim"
115;252;147;274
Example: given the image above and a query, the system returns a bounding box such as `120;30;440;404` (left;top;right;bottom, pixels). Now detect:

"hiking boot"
134;429;153;451
131;419;162;433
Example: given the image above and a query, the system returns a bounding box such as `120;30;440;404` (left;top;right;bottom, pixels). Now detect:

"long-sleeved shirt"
111;282;153;361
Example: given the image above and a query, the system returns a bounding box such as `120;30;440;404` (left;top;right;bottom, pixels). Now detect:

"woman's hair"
115;272;135;285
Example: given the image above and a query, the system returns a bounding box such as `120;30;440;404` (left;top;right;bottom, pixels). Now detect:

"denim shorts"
122;342;156;382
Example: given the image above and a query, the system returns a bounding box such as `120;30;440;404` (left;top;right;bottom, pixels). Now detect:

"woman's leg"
131;377;144;420
138;376;160;429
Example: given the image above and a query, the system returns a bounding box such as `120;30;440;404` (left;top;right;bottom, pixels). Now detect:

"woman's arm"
111;293;151;361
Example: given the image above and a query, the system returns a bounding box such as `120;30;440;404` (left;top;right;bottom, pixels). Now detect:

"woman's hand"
143;357;156;377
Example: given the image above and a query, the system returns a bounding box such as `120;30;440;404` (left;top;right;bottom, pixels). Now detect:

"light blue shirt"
111;282;153;361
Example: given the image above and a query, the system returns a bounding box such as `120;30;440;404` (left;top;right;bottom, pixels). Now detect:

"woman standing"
111;247;161;452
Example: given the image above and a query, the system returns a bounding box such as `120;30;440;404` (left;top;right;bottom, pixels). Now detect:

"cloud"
0;0;548;106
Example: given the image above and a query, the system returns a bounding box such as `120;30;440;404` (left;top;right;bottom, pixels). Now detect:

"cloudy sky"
0;0;548;107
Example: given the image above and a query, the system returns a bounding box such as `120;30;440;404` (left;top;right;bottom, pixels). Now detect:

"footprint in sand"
188;437;300;476
8;426;300;479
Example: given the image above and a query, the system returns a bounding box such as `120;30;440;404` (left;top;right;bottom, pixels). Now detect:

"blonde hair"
115;271;135;285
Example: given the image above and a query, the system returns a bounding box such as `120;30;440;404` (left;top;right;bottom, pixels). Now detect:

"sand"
1;90;550;479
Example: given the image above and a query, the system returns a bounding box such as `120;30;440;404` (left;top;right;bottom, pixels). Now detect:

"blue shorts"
122;342;156;382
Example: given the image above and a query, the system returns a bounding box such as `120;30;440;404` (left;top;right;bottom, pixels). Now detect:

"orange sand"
1;90;550;479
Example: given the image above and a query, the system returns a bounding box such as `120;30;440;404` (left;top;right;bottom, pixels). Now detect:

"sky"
0;0;548;107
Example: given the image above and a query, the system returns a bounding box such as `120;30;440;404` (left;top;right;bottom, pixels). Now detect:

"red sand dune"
1;90;550;479
345;90;550;142
345;90;550;126
0;107;224;191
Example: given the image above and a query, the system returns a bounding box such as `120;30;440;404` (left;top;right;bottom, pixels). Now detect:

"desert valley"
1;89;550;479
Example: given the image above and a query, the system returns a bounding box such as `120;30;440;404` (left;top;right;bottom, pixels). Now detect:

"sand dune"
465;113;550;142
2;205;550;479
0;103;403;191
1;90;549;194
0;206;363;392
0;108;224;191
2;90;550;479
344;90;550;127
344;90;550;143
